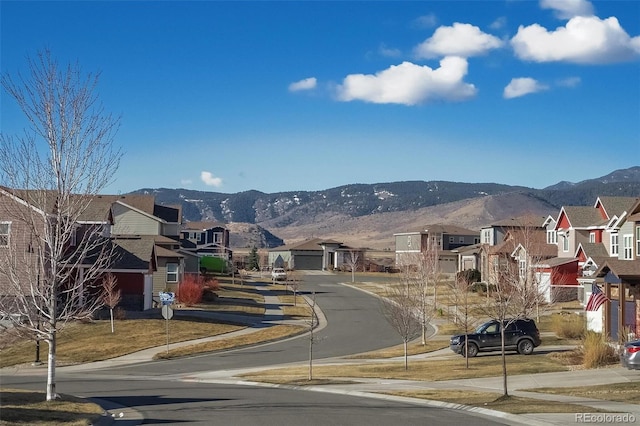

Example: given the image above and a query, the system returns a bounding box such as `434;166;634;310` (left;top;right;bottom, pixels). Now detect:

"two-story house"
541;196;640;338
591;198;640;339
394;224;480;274
179;221;232;274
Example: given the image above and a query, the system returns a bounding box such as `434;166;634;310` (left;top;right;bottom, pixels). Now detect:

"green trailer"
199;256;228;274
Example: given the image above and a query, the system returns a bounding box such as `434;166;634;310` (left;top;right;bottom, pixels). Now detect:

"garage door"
293;255;322;270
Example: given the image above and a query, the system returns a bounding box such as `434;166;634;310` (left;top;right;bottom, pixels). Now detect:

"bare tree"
344;249;360;282
0;50;121;401
381;269;422;370
398;248;438;345
305;291;319;380
287;270;302;306
102;273;121;333
479;219;551;396
448;269;482;368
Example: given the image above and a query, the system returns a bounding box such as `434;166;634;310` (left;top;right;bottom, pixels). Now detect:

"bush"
470;282;495;293
177;275;204;306
551;312;585;339
114;307;127;320
206;278;220;291
581;331;618;368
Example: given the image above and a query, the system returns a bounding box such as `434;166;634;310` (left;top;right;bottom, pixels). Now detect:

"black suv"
449;319;541;357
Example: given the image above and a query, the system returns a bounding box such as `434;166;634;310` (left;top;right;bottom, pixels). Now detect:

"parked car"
271;268;287;281
450;318;541;357
621;339;640;370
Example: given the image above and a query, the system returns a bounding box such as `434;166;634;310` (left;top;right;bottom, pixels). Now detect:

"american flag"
585;285;608;311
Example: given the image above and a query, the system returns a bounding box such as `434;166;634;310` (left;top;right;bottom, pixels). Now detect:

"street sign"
159;291;175;306
161;305;174;320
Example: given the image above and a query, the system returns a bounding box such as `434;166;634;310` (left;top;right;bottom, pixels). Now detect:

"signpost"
159;292;175;353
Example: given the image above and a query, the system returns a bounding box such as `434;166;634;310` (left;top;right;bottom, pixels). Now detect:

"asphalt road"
1;273;513;425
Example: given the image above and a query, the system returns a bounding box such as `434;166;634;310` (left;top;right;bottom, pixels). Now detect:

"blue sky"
1;1;639;195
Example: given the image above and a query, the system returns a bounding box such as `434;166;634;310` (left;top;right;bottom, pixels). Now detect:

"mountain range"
134;166;640;250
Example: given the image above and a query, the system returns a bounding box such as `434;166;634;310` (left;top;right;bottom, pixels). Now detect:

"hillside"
134;166;640;249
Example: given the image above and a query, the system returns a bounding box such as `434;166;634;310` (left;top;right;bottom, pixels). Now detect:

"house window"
166;263;178;282
213;233;222;243
482;230;491;244
519;259;527;279
474;237;480;244
459;236;465;243
636;226;640;257
623;235;633;260
547;230;557;245
562;235;569;252
0;222;10;247
611;233;619;256
589;232;596;243
449;236;455;243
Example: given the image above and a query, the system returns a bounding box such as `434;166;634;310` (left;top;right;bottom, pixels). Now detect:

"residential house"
179;221;232;273
539;196;639;338
268;238;361;271
590;197;640;339
479;227;557;297
0;190;185;311
478;216;546;281
394;224;480;274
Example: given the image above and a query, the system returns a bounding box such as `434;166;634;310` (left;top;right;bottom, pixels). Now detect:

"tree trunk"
404;340;408;371
110;308;115;333
501;326;508;397
46;330;56;401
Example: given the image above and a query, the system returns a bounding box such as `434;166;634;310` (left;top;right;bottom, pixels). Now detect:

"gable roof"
595;259;640;281
407;223;479;235
270;237;345;251
576;242;609;264
595;196;640;221
557;206;605;229
182;221;227;231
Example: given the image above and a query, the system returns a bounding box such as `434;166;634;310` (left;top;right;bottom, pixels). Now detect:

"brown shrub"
581;331;618;369
551;312;585;339
177;275;204;306
114;307;127;320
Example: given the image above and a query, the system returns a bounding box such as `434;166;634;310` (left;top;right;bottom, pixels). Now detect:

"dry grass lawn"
346;340;448;359
384;390;612;414
154;324;306;360
0;388;104;425
241;352;571;383
0;319;244;368
529;381;640;404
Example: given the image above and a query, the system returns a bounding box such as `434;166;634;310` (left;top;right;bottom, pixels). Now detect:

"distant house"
268;238;360;271
394;224;480;274
179;221;232;273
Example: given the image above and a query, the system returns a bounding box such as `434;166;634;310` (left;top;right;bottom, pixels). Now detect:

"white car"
271;268;287;281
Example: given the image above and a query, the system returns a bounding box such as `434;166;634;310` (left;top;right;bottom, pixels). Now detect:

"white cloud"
414;23;504;59
503;77;549;99
557;76;581;87
489;17;507;31
379;43;402;58
511;16;640;64
335;57;477;106
288;77;317;92
201;171;223;187
412;13;437;29
540;0;594;19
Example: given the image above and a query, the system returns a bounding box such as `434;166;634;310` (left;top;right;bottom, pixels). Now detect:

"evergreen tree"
247;246;259;270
